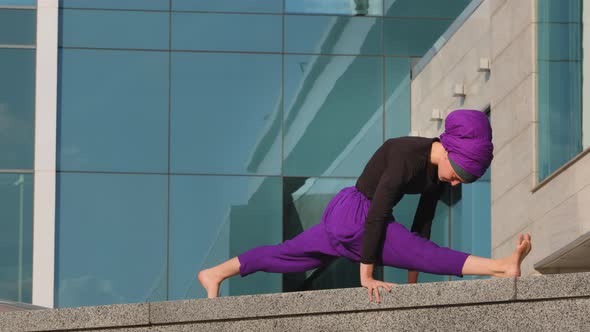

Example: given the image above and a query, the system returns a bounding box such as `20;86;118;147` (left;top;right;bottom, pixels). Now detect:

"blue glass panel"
55;173;167;307
0;173;33;303
60;0;168;10
285;15;381;55
58;49;168;173
59;0;170;10
59;9;169;49
172;0;282;13
383;18;452;56
284;55;382;177
470;175;491;259
0;1;35;5
0;49;35;170
536;0;583;181
385;57;411;138
283;178;359;291
538;0;581;23
385;0;471;18
286;0;383;16
538;23;581;61
450;169;491;281
170;52;282;175
171;175;282;299
537;60;582;180
172;12;281;52
0;9;36;45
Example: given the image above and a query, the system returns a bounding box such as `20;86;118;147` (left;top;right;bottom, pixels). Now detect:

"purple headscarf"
439;109;493;183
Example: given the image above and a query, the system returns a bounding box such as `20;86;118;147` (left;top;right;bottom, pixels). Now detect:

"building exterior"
0;0;585;310
411;0;590;277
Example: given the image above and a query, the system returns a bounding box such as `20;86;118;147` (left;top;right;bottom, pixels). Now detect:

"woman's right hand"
360;262;396;303
360;277;396;303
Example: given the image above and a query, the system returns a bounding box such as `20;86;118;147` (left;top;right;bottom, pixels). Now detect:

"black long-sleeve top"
355;136;444;264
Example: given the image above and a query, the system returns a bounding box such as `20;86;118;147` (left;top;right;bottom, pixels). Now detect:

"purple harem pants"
238;186;469;277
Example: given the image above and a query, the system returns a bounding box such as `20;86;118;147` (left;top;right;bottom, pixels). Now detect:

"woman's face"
438;153;465;186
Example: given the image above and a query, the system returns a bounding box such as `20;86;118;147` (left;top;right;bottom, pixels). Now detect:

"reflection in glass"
385;57;411;138
171;52;282;175
285;15;381;55
284;55;382;177
383;18;452;56
286;0;382;16
58;49;169;173
0;9;36;45
0;49;35;170
283;177;362;291
172;12;281;52
172;175;282;299
0;173;33;303
384;0;471;18
59;9;169;50
55;173;167;308
172;0;282;13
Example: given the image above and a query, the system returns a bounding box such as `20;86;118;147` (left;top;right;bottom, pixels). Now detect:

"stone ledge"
516;272;590;300
148;298;590;332
1;272;589;332
150;277;515;324
0;303;149;332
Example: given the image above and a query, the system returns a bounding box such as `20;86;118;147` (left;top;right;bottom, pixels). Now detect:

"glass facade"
450;165;491;281
537;0;585;181
170;52;282;175
0;1;36;5
0;9;36;45
60;10;169;50
56;173;168;307
58;49;169;173
0;49;35;169
173;175;282;299
0;2;36;303
283;54;382;177
54;0;479;307
0;174;33;303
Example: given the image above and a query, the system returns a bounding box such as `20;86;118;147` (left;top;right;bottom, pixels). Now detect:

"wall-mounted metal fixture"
453;83;465;97
431;108;443;121
478;58;491;72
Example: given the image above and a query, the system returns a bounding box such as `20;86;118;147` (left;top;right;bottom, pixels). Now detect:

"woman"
198;109;532;302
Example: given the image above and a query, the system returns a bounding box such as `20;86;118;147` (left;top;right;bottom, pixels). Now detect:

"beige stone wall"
411;0;590;275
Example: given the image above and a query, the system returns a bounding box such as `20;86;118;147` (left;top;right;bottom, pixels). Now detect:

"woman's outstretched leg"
381;222;532;278
198;223;338;298
462;233;532;277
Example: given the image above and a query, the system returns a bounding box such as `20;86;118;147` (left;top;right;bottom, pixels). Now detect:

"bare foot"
198;269;221;298
502;233;532;277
